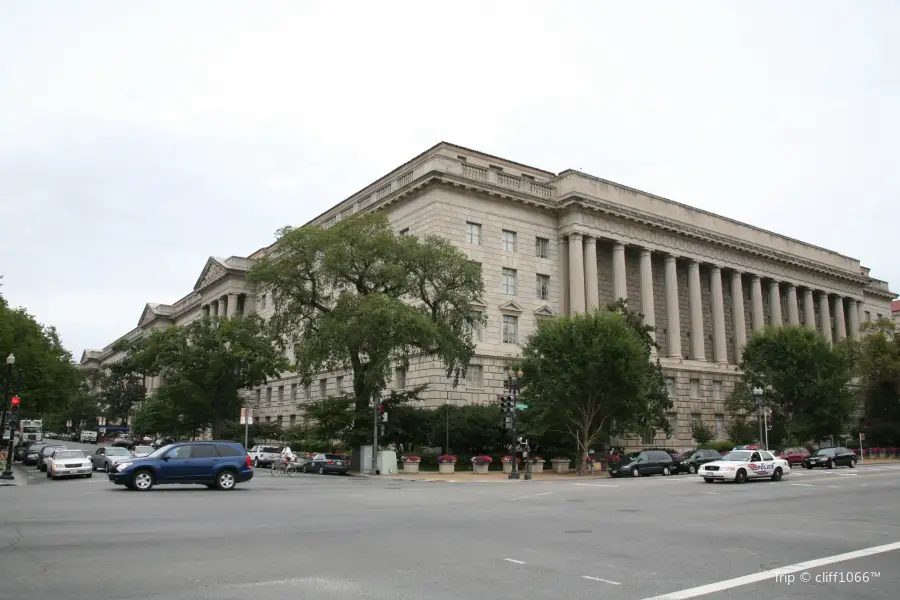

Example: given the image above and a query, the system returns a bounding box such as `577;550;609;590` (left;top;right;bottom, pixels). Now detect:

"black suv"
609;450;675;478
676;449;723;474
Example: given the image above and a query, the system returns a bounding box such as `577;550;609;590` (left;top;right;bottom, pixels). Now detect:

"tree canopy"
125;314;288;438
247;213;484;444
732;325;855;444
518;303;672;473
854;318;900;444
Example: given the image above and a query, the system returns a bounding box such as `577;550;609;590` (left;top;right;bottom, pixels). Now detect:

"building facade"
80;142;895;449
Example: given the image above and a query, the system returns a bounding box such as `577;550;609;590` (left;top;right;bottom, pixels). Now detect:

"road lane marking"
827;486;840;489
640;540;900;600
511;492;552;501
791;483;812;487
573;483;618;488
582;576;621;585
703;492;719;495
504;558;526;564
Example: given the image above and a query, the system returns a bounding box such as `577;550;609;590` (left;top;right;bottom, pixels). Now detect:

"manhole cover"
565;529;592;534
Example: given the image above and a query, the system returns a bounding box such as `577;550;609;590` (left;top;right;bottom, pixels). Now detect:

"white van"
79;430;98;444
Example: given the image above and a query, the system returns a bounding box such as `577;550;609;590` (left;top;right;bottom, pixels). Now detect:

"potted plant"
471;455;492;473
531;456;544;473
437;454;457;474
401;455;421;474
550;457;570;474
501;455;516;474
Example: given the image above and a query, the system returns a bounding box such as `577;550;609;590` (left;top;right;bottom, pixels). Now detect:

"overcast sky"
1;1;897;358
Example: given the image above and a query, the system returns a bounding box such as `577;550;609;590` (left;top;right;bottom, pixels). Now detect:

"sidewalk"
384;470;613;483
0;466;24;486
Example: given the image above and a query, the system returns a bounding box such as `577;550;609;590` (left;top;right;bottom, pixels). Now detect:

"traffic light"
377;404;387;423
7;396;20;428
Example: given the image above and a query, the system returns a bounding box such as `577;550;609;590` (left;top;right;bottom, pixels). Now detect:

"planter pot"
879;452;886;459
472;463;489;473
502;462;513;474
531;462;544;473
402;461;420;474
551;458;570;474
438;462;456;474
596;458;609;472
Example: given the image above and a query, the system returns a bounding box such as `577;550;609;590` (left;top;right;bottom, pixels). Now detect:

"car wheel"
662;466;671;476
253;458;259;468
103;462;109;473
849;458;857;468
688;464;697;474
735;469;747;484
806;465;813;470
632;468;640;477
771;468;783;482
318;465;325;475
704;477;714;483
86;473;92;478
215;470;236;491
132;469;154;491
46;471;52;478
827;460;835;470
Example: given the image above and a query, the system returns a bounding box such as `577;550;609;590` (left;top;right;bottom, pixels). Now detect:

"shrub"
470;455;492;465
690;420;714;445
436;454;457;464
698;440;735;453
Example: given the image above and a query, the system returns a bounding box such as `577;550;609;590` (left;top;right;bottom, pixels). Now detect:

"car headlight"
725;467;735;471
116;462;133;470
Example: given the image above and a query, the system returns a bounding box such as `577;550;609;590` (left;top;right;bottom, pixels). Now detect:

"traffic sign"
515;403;528;410
860;433;866;441
240;407;253;425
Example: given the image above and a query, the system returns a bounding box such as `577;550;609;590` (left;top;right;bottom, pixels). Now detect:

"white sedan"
47;449;93;480
699;449;791;483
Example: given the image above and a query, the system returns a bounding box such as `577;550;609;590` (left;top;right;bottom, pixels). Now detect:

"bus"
19;419;42;442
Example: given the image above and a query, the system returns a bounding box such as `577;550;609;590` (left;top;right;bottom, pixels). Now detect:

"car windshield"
55;451;85;459
147;445;173;458
814;448;835;456
106;447;131;456
29;445;45;453
681;450;696;459
722;451;752;462
262;447;281;453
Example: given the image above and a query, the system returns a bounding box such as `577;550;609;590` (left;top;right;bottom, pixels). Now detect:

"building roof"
891;300;900;313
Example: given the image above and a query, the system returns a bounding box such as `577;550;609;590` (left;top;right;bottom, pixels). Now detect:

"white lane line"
640;540;900;600
582;575;621;585
504;558;526;565
573;483;619;488
791;483;813;487
511;492;553;501
861;484;868;487
828;486;840;489
703;492;719;495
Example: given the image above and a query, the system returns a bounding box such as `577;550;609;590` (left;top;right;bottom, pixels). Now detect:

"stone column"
203;305;210;318
857;300;865;331
244;294;256;315
665;255;682;359
769;281;782;326
688;260;705;361
612;242;627;301
786;284;800;325
818;292;832;343
639;249;656;350
227;293;238;318
220;295;229;318
730;271;747;362
584;236;599;311
709;266;727;364
803;289;816;329
833;296;847;341
211;299;219;318
848;300;861;341
751;276;764;332
568;234;585;314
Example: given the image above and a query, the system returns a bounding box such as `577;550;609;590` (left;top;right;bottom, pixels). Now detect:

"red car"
775;447;810;465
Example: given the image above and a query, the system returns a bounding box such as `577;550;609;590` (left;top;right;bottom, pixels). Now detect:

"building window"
466;222;482;245
690;378;700;399
336;376;343;393
466;365;483;388
471;311;483;342
667;413;678;439
712;380;723;401
502;230;517;252
319;378;327;398
502;315;519;344
276;415;283;427
266;387;273;404
865;311;871;322
877;313;883;320
665;377;677;399
304;384;311;401
715;414;725;439
261;294;267;309
255;389;261;405
289;414;296;426
265;415;271;423
502;268;517;295
278;385;284;404
395;367;406;389
535;237;550;259
536;274;550;300
642;427;655;445
291;383;297;403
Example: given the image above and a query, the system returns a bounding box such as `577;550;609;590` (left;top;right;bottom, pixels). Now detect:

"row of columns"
566;233;862;364
203;292;251;318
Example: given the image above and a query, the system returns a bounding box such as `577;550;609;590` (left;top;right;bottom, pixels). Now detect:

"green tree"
0;297;81;417
99;358;146;425
736;325;855;444
429;404;504;455
125;314;288;438
854;318;900;444
690;420;714;445
303;395;356;444
132;395;181;439
518;309;671;474
247;213;484;445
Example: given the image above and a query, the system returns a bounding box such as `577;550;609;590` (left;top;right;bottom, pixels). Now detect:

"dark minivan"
108;441;253;491
609;450;675;478
676;449;723;474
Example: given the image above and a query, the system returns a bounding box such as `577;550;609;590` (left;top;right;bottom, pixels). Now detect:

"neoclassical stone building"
80;142;895;449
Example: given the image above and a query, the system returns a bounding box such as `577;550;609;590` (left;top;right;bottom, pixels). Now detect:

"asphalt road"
1;449;898;600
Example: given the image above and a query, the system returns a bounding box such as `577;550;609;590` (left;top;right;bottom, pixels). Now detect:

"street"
1;445;898;600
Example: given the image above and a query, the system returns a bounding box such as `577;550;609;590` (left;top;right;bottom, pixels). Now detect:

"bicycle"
270;457;297;477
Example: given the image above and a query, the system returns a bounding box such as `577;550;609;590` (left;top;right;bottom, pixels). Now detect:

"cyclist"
280;445;295;467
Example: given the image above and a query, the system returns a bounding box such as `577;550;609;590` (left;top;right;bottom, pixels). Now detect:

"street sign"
515;403;528;410
860;433;866;441
240;407;253;425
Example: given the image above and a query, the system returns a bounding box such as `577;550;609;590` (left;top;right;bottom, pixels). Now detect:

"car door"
836;447;852;466
161;445;193;481
747;451;765;477
91;448;105;469
759;451;777;475
186;444;221;481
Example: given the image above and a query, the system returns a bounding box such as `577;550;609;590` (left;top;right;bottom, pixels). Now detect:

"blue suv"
108;441;253;491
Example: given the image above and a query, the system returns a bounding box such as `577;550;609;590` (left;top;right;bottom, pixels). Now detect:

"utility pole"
1;354;19;480
372;397;385;475
504;368;524;480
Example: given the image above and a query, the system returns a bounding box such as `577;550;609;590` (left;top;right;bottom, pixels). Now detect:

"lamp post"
1;353;18;480
506;368;525;480
752;387;764;450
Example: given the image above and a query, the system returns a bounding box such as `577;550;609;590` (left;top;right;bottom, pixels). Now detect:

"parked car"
608;450;675;477
37;444;64;472
90;446;134;472
700;449;791;483
301;453;350;475
776;447;810;465
14;441;34;462
803;447;857;470
108;441;253;491
131;445;155;458
248;445;283;468
676;449;723;474
23;443;46;466
47;449;93;480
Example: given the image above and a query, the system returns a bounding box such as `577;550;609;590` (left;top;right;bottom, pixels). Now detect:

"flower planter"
438;462;456;474
402;461;420;474
551;458;570;474
531;461;544;473
472;463;489;473
501;462;513;474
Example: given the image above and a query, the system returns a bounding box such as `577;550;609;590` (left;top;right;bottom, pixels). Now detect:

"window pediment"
498;300;523;313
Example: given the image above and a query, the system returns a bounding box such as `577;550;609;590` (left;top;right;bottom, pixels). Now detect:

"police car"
699;449;791;483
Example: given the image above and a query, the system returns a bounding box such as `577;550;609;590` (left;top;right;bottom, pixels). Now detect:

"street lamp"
752;387;768;450
506;368;529;480
1;353;17;480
